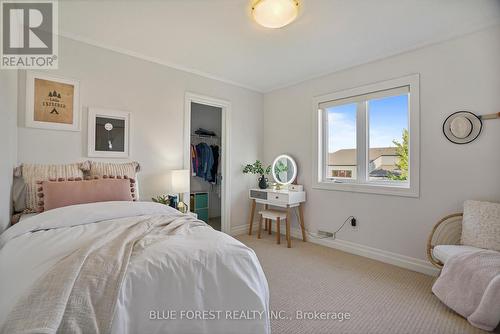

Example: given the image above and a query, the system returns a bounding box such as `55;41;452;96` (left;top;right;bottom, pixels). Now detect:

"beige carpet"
237;234;492;334
208;217;221;231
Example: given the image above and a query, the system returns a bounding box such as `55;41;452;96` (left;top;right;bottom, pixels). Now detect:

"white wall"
190;102;222;218
17;36;264;232
263;26;500;262
0;71;18;232
9;26;500;266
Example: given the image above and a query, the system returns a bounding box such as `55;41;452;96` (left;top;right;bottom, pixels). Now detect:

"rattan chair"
427;213;463;268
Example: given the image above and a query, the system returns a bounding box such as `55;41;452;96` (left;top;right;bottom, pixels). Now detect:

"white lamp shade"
252;0;299;29
170;169;190;193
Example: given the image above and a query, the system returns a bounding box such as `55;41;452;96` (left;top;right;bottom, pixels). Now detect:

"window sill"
312;181;419;198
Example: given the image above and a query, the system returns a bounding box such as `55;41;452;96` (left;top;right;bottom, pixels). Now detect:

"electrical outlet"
351;217;359;231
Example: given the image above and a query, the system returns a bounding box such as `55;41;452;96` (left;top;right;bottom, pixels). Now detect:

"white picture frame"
88;108;130;158
25;71;80;131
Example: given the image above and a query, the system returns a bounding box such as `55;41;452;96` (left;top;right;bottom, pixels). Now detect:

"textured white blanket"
0;202;270;334
1;214;202;333
432;250;500;331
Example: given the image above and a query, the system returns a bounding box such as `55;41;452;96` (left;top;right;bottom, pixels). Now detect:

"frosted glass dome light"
252;0;299;29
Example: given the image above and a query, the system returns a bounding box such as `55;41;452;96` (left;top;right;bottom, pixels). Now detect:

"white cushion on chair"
433;245;484;264
461;200;500;251
259;210;287;220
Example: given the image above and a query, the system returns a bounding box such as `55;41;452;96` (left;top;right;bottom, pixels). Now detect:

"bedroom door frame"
184;92;231;234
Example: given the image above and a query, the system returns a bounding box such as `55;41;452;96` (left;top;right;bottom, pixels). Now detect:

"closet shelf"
191;134;218;138
191;134;220;142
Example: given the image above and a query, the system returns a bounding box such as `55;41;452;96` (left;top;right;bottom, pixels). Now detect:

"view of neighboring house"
328;147;401;179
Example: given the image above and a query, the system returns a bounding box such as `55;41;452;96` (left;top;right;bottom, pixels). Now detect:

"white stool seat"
257;209;287;245
259;210;287;220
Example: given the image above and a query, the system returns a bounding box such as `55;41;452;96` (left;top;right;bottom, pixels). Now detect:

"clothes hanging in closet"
210;145;219;182
191;143;219;183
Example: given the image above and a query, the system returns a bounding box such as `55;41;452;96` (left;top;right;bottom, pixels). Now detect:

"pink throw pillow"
37;177;136;212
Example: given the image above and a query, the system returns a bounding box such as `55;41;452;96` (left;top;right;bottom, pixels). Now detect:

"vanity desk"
247;188;306;242
247;154;307;247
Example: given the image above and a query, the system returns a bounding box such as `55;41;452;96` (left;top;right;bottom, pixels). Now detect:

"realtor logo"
1;0;58;69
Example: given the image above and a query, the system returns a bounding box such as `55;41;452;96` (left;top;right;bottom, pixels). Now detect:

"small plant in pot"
243;160;271;189
152;195;170;206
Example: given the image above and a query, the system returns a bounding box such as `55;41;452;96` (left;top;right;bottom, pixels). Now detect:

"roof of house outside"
328;147;397;166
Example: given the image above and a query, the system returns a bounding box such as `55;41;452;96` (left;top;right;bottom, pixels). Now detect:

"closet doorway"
184;93;231;233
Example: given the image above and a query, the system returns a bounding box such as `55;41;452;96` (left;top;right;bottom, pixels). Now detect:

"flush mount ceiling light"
252;0;299;29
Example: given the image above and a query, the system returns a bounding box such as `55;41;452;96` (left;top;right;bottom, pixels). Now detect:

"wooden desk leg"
276;217;281;244
298;204;306;242
268;218;272;235
248;199;256;235
264;204;269;231
286;205;291;248
258;216;263;239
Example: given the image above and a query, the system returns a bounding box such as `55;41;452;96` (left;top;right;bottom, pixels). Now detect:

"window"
313;75;419;197
326;103;357;180
368;93;408;182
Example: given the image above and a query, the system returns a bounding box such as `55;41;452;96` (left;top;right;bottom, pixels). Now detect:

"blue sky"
327;94;408;153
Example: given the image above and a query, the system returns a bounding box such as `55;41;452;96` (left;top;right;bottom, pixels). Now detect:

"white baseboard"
232;223;439;277
230;224;250;236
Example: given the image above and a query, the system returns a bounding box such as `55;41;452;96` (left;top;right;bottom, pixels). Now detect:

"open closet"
189;102;222;231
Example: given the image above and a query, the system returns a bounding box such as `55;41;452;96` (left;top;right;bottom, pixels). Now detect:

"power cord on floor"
332;216;355;239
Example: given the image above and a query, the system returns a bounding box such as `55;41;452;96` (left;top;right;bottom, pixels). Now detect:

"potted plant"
243;160;271;189
151;195;177;208
152;195;170;205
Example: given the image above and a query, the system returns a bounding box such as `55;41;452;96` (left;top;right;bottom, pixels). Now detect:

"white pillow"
461;200;500;251
84;161;141;200
20;163;85;213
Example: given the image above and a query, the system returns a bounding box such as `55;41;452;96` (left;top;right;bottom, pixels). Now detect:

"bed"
0;201;270;333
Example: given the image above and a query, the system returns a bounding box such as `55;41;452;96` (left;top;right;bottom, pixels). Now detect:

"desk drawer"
250;190;267;200
268;192;288;204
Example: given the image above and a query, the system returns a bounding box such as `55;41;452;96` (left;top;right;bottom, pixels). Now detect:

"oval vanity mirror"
272;154;297;185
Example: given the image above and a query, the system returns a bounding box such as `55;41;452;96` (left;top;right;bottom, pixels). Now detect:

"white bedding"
18;213;37;222
0;202;270;334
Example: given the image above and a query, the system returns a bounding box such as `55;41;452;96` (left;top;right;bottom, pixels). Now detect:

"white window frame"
312;74;420;197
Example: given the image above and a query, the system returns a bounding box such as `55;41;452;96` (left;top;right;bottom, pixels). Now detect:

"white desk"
248;188;306;247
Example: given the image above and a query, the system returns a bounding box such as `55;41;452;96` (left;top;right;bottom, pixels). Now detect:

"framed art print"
88;108;130;158
26;72;80;131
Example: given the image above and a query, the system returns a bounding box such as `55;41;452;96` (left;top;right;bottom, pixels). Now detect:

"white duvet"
0;202;270;334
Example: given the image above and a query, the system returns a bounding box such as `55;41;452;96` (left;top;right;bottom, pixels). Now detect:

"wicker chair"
427;213;463;268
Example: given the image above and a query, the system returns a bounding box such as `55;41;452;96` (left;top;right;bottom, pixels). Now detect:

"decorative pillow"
83;161;140;178
83;161;141;199
20;163;85;213
461;200;500;251
36;177;136;212
10;213;24;226
12;175;27;213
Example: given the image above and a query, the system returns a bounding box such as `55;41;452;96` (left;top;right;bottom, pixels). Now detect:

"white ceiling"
59;0;500;92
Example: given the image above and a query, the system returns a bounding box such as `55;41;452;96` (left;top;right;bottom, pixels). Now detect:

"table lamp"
171;169;190;213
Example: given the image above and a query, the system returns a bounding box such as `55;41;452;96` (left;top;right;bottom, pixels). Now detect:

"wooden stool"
258;209;289;246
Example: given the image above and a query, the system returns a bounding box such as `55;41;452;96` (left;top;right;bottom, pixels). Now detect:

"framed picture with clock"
88;108;130;158
25;72;80;131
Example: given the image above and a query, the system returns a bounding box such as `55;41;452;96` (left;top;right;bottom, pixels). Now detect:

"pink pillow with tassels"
36;176;137;212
